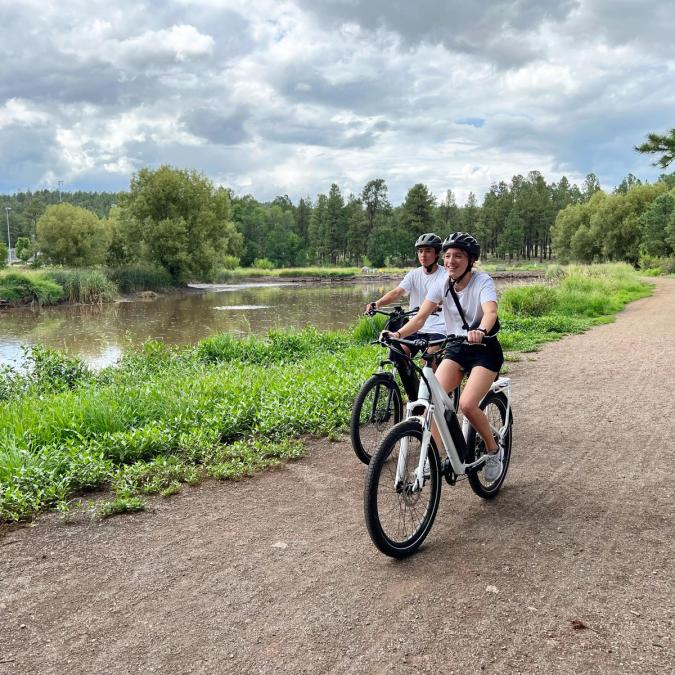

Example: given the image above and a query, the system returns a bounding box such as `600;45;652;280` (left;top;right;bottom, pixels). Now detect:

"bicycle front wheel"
364;420;442;558
350;374;403;464
466;391;512;499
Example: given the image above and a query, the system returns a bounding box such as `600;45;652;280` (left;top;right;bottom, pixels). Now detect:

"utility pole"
57;180;63;203
5;207;11;265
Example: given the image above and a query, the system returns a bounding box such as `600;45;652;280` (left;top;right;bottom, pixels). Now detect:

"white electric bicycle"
364;334;513;558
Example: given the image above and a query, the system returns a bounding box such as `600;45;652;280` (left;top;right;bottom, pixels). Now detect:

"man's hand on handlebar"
379;329;397;342
364;301;377;316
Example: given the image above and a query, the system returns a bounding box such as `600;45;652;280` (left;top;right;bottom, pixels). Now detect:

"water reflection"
0;278;519;368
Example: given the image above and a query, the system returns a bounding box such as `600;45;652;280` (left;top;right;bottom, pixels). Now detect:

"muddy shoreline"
1;270;545;311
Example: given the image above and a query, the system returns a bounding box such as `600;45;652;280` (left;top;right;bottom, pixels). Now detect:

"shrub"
638;253;675;275
222;255;240;270
641;267;662;276
352;314;387;343
213;269;234;283
252;257;275;270
15;237;33;263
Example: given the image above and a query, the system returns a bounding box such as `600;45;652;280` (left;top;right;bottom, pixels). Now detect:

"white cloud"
0;0;673;200
117;24;215;64
0;99;50;128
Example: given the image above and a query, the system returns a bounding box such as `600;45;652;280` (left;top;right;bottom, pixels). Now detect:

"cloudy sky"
1;0;673;204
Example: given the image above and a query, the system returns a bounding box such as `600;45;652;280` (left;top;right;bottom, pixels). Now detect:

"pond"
0;278;525;369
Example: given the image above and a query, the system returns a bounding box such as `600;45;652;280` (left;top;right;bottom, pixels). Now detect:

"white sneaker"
483;448;502;482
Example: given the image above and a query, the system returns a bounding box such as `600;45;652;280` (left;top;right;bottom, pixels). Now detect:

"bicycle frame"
368;306;421;399
396;358;512;493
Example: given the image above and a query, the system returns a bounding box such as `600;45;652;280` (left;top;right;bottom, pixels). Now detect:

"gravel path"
1;278;673;674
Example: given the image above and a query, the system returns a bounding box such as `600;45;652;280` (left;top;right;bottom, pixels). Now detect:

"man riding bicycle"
364;233;447;348
382;232;505;482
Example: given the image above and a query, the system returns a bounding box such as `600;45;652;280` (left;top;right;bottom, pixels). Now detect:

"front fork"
395;403;433;493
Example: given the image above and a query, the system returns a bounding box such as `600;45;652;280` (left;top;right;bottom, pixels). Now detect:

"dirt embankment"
228;270;545;285
0;278;673;674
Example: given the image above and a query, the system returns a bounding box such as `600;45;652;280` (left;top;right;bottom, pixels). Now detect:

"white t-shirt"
426;270;498;335
399;266;446;335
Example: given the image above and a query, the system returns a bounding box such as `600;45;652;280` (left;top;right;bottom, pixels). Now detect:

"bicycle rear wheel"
466;391;512;499
364;420;441;558
350;374;403;464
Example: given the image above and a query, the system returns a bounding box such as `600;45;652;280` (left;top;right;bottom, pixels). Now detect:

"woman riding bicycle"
382;232;505;481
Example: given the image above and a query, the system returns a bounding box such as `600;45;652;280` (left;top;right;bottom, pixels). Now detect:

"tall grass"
0;264;653;522
106;263;175;293
45;269;117;304
501;263;651;320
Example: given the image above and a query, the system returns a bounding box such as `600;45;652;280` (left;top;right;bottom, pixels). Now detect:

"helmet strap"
424;257;439;274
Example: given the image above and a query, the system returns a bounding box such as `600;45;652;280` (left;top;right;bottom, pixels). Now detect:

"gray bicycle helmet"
414;233;442;252
441;232;481;260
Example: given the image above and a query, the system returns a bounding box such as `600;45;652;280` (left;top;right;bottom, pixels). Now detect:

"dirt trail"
1;278;674;674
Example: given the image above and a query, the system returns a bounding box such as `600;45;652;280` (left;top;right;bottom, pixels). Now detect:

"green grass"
0;268;117;306
0;263;653;523
0;271;64;306
1;264;178;307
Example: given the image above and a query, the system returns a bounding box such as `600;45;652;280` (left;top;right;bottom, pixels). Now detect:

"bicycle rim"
364;421;441;558
467;392;512;499
350;375;402;464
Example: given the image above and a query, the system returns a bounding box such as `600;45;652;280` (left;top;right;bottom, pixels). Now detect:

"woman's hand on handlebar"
466;329;486;344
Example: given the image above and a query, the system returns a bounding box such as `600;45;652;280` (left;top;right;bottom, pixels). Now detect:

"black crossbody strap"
445;281;470;331
444;279;502;335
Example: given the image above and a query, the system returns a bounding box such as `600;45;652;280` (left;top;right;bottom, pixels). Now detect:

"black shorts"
443;337;504;374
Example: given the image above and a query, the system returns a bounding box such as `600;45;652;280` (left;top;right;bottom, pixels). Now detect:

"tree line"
2;166;674;281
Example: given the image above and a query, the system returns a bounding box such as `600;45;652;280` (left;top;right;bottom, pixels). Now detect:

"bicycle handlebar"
379;333;495;352
365;304;419;318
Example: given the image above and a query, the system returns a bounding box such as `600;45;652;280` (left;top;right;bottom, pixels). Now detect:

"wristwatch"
476;327;487;334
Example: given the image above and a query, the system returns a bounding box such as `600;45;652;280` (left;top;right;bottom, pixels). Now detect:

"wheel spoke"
351;377;402;463
466;392;512;498
369;426;439;551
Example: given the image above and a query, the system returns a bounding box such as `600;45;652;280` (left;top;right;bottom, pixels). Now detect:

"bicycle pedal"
442;459;456;486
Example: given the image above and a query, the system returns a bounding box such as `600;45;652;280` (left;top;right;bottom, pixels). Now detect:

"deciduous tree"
37;204;110;267
126;166;243;282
